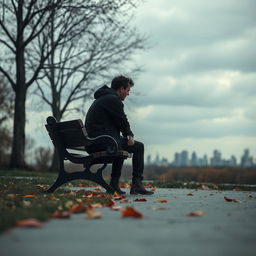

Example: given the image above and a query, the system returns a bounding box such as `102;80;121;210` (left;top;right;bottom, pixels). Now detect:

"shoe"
130;177;154;195
110;177;126;195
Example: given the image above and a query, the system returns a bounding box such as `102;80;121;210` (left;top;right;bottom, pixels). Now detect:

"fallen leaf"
92;188;102;193
186;193;193;196
36;184;48;190
120;183;130;188
85;208;102;219
49;195;59;200
186;211;204;217
120;206;143;218
90;203;103;208
113;192;126;200
153;207;169;210
77;183;86;187
50;211;71;219
224;196;241;203
155;198;168;203
106;199;115;207
134;198;147;202
69;204;87;213
119;199;131;204
233;187;241;191
16;218;43;228
23;194;35;198
199;185;210;190
150;187;157;191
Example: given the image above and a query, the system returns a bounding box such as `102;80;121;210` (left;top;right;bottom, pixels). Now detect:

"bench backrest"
46;116;89;149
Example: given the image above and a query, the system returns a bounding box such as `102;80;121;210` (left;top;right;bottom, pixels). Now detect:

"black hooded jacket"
85;85;134;148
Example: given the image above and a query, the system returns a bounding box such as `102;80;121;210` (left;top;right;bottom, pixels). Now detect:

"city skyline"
146;148;255;167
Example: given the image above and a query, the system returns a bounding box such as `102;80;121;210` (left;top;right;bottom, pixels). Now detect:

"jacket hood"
94;85;117;99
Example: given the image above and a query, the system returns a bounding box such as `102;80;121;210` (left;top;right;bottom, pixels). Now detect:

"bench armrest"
86;135;118;154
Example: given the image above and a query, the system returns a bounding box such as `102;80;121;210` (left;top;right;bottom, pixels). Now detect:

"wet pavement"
1;188;256;256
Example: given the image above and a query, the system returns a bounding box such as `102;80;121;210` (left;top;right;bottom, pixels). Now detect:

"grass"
1;169;255;232
0;174;112;233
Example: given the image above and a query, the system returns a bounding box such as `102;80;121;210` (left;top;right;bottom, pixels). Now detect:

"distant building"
210;149;222;166
191;151;198;166
174;152;181;166
180;150;189;166
241;149;254;167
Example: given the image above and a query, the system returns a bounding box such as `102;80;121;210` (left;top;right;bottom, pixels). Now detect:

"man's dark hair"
111;75;134;90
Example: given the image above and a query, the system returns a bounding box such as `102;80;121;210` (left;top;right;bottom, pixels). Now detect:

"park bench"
45;116;131;193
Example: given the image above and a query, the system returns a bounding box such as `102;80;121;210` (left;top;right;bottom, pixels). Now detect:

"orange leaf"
186;193;193;196
120;206;143;218
23;194;35;198
186;211;204;217
155;198;168;203
16;218;43;227
224;196;241;203
113;192;126;200
134;198;147;202
69;204;87;212
50;211;71;219
85;208;102;219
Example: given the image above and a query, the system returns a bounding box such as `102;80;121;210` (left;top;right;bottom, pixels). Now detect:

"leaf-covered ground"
0;176;113;232
0;169;255;232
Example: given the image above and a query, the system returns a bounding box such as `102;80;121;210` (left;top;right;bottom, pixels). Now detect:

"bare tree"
0;0;79;168
0;74;14;166
29;1;145;171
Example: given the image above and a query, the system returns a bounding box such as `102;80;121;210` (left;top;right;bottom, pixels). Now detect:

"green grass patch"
0;176;112;233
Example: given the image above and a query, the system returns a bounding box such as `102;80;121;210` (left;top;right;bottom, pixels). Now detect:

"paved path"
1;188;256;256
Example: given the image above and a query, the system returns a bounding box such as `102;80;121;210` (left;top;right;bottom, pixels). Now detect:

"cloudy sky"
29;0;256;163
127;0;256;162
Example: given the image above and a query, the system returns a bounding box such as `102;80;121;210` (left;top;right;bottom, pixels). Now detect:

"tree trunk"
10;64;27;168
9;0;27;169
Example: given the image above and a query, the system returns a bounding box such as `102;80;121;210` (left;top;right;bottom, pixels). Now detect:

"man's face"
118;84;131;101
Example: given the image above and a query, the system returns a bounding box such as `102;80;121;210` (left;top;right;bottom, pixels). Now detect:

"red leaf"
106;199;115;207
224;196;241;203
50;211;71;219
120;206;143;218
134;198;147;202
186;193;193;196
186;211;204;217
16;218;43;228
155;198;168;203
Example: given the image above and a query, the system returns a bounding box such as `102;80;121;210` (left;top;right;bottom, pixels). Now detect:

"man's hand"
127;136;135;146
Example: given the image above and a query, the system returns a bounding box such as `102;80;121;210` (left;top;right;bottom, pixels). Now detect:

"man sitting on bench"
85;75;153;195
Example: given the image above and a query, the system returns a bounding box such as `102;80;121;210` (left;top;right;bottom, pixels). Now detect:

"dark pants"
87;137;144;179
112;138;144;179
